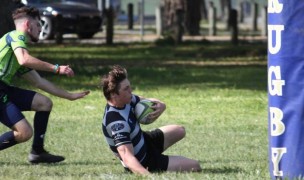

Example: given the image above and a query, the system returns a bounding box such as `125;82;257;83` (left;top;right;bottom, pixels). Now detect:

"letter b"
270;107;285;136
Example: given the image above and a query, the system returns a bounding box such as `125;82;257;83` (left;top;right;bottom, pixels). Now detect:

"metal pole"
105;0;110;9
97;0;102;11
139;0;144;41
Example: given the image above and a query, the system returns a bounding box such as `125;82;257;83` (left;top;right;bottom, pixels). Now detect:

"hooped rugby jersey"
102;94;148;168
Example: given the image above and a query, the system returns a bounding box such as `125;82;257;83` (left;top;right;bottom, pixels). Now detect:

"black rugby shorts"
142;128;169;172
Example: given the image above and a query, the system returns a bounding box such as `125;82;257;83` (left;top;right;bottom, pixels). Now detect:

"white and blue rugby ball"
135;100;155;124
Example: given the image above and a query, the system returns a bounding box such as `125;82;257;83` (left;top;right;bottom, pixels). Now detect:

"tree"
161;0;186;44
200;0;207;20
0;0;24;37
185;0;201;35
161;0;202;43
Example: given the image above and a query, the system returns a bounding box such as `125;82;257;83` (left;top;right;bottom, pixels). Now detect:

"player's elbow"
120;154;134;170
18;49;35;66
17;58;27;66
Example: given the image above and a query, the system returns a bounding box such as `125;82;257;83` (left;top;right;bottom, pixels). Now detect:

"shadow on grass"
33;41;266;62
64;161;107;166
203;167;243;174
22;42;267;92
0;162;31;166
0;161;106;166
33;64;266;92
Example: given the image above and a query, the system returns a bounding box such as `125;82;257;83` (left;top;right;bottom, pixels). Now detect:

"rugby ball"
135;100;155;124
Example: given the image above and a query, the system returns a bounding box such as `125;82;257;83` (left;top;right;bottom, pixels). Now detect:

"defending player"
101;65;201;175
0;6;89;163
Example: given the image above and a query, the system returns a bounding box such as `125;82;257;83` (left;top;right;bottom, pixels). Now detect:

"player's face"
117;79;132;105
28;17;41;42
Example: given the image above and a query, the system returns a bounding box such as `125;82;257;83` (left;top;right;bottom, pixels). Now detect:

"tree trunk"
251;2;258;31
230;9;238;45
200;0;207;20
161;0;186;44
185;0;201;35
0;0;24;37
226;0;232;30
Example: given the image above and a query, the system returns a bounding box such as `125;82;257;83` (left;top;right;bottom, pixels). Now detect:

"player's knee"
38;96;53;111
175;125;186;139
43;96;53;111
15;126;33;142
21;129;33;142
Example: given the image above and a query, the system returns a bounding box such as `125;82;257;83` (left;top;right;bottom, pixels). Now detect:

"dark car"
21;0;102;40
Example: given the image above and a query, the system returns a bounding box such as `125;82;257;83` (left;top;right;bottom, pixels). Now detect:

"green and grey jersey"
0;30;32;85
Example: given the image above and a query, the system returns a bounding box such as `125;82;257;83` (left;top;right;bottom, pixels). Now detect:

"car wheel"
39;16;53;40
77;32;95;39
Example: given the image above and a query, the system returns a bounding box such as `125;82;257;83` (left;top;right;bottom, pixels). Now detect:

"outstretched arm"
21;70;89;100
117;144;150;175
14;48;74;77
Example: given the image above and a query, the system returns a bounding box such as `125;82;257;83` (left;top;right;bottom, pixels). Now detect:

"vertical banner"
268;0;304;179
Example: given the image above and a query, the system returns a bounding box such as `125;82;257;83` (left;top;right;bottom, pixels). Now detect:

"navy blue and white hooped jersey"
102;94;147;168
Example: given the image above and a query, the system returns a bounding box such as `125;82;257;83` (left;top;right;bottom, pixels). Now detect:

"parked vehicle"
21;0;102;40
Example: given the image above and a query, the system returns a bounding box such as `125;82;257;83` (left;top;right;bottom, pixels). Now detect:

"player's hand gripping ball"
135;100;155;124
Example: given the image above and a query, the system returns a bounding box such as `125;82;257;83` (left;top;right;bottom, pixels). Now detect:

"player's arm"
21;70;89;100
14;48;74;77
139;97;166;121
117;144;150;175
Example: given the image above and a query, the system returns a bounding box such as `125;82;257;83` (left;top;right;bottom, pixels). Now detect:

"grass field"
0;40;269;179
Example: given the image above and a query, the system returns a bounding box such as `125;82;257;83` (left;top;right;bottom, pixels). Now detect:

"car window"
24;0;96;6
25;0;61;3
63;0;97;7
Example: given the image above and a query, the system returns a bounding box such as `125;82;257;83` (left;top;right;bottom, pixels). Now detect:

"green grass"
0;41;268;179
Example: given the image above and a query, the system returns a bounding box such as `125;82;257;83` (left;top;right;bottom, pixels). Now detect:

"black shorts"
0;83;36;128
141;128;169;172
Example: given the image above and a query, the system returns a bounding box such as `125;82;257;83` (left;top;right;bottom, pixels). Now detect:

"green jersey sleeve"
11;32;27;51
0;30;29;84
